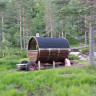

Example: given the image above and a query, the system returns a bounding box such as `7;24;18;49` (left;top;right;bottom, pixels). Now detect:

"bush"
66;35;78;45
0;47;3;58
81;48;89;54
0;47;27;59
20;49;27;58
68;54;79;60
0;58;19;70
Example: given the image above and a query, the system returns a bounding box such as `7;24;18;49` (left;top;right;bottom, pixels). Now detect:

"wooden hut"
28;36;70;62
17;36;70;71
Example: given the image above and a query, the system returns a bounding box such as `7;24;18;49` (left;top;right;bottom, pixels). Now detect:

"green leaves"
0;0;45;49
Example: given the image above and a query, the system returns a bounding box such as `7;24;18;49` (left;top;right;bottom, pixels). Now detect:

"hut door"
28;38;38;50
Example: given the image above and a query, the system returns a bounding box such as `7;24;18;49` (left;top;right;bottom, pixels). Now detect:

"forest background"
0;0;96;61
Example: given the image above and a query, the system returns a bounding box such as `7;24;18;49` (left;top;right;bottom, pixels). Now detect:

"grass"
74;60;89;65
0;58;96;96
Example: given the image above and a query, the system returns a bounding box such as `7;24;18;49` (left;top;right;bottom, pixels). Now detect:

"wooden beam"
38;61;41;70
53;61;55;68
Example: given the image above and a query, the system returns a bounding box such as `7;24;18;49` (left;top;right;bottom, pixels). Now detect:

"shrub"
81;48;89;54
0;48;3;58
0;58;19;70
20;49;27;58
68;54;79;60
66;35;78;45
0;47;27;59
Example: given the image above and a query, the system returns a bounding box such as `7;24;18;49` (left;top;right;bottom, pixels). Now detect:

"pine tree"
89;0;95;66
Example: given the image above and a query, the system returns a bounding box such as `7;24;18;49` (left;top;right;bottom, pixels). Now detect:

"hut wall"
38;49;69;63
28;50;38;62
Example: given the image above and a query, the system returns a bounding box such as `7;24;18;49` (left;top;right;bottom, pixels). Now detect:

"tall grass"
0;58;96;96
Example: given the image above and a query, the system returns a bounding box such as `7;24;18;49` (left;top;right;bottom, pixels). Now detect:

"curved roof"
28;37;70;49
36;37;70;49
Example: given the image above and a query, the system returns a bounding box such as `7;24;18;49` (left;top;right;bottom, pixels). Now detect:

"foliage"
0;0;95;50
0;0;45;49
67;35;78;45
0;0;95;66
81;48;89;54
0;47;27;59
0;47;3;58
68;54;79;60
0;58;19;70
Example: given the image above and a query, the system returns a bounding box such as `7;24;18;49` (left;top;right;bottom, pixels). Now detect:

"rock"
80;57;87;60
65;58;71;67
79;55;88;60
70;52;80;56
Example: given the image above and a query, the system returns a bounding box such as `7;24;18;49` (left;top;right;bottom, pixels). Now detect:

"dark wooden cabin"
28;36;70;63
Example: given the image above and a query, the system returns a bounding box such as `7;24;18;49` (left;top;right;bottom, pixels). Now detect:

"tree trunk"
19;5;23;49
61;21;64;38
23;8;25;50
2;12;4;41
46;25;49;37
84;15;87;47
50;12;53;38
89;0;95;66
65;32;66;38
62;30;64;38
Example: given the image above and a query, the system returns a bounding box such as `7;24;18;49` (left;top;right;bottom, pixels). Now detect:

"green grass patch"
75;60;89;65
0;58;96;96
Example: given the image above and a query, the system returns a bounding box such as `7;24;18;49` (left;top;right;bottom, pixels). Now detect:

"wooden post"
53;61;55;69
38;61;41;70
